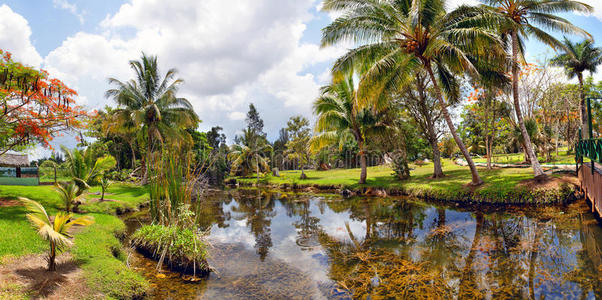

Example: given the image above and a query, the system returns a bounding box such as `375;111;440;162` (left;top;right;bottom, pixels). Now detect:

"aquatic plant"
148;150;204;227
131;224;209;276
20;198;94;271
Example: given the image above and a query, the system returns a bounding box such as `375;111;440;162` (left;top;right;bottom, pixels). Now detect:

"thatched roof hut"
0;154;29;167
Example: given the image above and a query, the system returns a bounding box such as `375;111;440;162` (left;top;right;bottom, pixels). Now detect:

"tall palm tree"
105;53;199;184
311;73;387;184
20;198;93;271
551;38;602;138
480;0;592;179
321;0;508;185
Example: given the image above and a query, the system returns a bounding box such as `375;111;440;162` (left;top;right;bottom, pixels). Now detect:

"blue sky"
1;0;602;158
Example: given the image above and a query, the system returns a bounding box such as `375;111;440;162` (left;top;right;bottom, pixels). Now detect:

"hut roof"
0;154;29;167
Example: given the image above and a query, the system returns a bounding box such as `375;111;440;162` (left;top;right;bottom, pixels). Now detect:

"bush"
391;154;410;180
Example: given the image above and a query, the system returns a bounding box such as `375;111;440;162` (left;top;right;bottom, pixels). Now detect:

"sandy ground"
0;254;100;299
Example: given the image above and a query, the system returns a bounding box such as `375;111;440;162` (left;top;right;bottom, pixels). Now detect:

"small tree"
55;182;82;213
20;198;93;271
100;176;111;201
284;116;312;179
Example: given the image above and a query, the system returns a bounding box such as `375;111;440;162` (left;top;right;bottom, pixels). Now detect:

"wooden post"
16;167;21;178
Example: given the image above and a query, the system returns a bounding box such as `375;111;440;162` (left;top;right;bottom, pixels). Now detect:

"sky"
1;0;602;158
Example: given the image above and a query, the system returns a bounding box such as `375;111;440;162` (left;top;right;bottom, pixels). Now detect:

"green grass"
0;182;150;298
72;213;148;299
473;150;575;165
237;159;574;204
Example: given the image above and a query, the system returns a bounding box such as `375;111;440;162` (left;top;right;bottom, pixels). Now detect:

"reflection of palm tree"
231;190;275;261
292;201;322;250
458;212;484;298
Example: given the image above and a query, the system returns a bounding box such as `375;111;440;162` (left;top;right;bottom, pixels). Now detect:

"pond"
125;188;602;299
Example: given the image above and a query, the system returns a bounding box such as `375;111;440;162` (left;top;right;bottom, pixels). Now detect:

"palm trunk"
578;73;588;139
53;166;57;185
359;142;367;184
425;63;483;185
427;122;444;178
48;241;57;271
129;140;137;169
141;135;151;185
511;31;545;179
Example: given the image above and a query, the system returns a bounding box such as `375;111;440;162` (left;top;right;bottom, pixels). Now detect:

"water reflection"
128;189;602;299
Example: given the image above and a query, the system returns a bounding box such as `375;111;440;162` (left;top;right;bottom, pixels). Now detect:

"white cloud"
41;0;347;142
0;5;43;67
580;0;602;22
52;0;85;24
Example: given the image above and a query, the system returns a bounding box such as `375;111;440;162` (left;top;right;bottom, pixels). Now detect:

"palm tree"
105;53;199;184
311;73;387;184
61;146;116;195
480;0;592;179
551;38;602;138
321;0;508;185
20;198;93;271
55;182;82;213
228;128;273;181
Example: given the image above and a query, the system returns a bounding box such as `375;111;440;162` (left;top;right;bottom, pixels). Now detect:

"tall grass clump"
133;149;209;276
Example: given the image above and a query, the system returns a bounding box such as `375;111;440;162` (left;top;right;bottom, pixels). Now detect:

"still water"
125;188;602;299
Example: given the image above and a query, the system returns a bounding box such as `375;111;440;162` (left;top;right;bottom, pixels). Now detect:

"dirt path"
0;254;100;299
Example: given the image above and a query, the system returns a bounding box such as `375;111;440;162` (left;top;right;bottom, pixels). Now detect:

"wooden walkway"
579;162;602;215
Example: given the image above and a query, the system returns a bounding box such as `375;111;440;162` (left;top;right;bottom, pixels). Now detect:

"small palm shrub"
100;176;111;201
391;154;410;180
20;198;94;271
55;182;82;213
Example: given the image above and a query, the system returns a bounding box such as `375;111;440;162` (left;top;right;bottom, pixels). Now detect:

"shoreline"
230;173;580;205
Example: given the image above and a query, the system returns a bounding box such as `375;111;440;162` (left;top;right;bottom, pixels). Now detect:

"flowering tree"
0;49;86;155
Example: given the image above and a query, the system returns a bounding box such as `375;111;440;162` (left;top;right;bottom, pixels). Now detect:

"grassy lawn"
237;159;575;203
473;150;575;165
0;183;149;299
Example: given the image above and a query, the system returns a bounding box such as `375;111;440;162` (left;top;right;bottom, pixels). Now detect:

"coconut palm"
479;0;592;179
311;72;388;184
55;182;82;213
105;53;199;184
551;38;602;138
61;145;116;195
321;0;508;185
20;198;93;271
228;128;273;181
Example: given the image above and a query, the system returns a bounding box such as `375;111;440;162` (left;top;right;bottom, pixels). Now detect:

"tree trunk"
578;73;589;139
141;135;151;185
511;31;545;179
425;63;483;185
427;123;444;178
359;146;367;184
53;166;57;185
48;242;57;271
129;140;137;169
486;136;492;169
